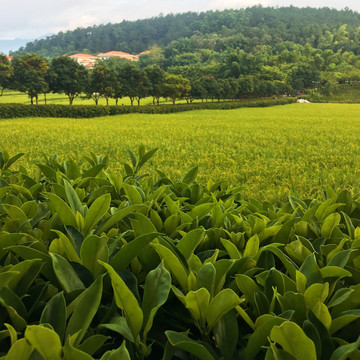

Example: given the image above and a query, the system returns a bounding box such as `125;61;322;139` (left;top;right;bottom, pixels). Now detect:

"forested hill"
10;6;360;57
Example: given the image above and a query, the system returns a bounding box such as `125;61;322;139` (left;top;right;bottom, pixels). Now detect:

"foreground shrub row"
0;97;296;118
0;147;359;359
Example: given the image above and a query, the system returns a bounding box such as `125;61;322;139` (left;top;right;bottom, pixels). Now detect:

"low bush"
1;146;358;359
0;97;297;119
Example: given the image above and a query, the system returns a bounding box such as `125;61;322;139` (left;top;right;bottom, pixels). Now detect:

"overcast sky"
1;0;360;40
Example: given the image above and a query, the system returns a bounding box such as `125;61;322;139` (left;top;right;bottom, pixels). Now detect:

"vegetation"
3;7;360;105
0;104;360;202
0;146;359;359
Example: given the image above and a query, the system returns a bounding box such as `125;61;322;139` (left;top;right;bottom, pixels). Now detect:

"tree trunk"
172;98;176;105
116;98;118;106
36;95;39;105
153;96;156;106
106;97;109;106
69;96;73;106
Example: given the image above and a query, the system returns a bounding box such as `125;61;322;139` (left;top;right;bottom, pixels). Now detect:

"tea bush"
0;97;296;119
0;147;359;359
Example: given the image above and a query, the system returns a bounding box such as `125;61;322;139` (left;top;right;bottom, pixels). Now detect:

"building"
97;51;138;61
68;53;98;68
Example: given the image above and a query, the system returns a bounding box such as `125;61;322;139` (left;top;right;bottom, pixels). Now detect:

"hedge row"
0;97;297;118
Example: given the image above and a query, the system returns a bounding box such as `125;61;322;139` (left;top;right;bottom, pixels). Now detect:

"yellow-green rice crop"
1;103;360;202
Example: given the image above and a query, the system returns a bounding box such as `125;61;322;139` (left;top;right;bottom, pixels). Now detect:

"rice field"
2;103;360;202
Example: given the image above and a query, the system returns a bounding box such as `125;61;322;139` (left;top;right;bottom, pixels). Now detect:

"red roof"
69;53;98;59
97;51;134;57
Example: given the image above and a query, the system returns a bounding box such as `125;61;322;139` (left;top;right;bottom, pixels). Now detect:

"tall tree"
163;74;191;105
49;56;88;105
11;54;49;105
118;63;149;106
87;64;115;105
144;65;165;105
0;55;13;96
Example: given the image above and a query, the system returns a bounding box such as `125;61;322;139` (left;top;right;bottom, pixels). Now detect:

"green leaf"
62;333;93;360
64;180;85;216
5;338;33;360
99;316;134;342
50;253;85;293
77;335;110;356
101;340;131;360
151;243;189;291
80;235;109;277
95;204;143;234
244;316;286;360
65;275;103;345
3;204;28;224
46;193;77;227
236;274;262;309
197;263;216;298
329;335;360;360
213;310;238;360
185;288;210;326
137;148;158;172
182;166;198;184
207;289;242;330
110;232;159;272
40;291;66;342
300;253;323;286
123;183;143;204
270;321;317;360
190;203;215;219
25;325;62;360
321;213;341;238
83;193;111;235
82;163;106;178
165;331;216;360
244;234;260;258
177;228;205;261
221;238;241;259
141;262;171;340
99;261;143;340
4;153;24;171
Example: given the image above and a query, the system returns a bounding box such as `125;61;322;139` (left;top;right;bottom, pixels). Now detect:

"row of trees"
0;54;192;106
2;43;360;106
0;53;293;106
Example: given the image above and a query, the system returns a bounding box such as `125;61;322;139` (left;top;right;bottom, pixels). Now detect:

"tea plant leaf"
329;335;360;360
244;234;260;258
99;261;143;340
40;291;66;342
95;204;143;234
46;193;77;227
270;321;317;360
80;235;109;277
142;262;171;340
182;166;198;185
177;228;205;261
109;232;159;272
5;338;33;360
50;253;85;292
65;274;103;345
25;325;62;360
151;243;189;291
165;331;216;360
83;193;111;235
206;289;242;331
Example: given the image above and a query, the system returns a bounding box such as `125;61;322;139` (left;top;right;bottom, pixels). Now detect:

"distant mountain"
9;7;360;58
0;38;34;54
1;33;54;55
